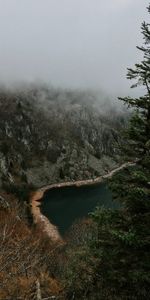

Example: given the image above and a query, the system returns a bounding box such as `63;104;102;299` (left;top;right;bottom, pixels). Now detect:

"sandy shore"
30;161;136;243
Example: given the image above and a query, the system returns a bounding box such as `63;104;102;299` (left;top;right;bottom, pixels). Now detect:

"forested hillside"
0;86;125;190
0;86;126;299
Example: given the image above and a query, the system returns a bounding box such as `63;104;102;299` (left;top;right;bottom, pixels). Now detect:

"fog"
0;0;148;96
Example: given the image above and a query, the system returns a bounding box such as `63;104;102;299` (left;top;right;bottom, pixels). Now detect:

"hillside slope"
0;85;126;190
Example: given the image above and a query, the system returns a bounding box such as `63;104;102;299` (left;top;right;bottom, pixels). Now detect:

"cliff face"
0;85;126;189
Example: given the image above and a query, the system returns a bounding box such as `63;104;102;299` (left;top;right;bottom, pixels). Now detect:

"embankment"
30;161;136;243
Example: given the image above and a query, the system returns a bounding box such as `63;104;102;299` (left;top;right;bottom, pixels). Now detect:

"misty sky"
0;0;148;95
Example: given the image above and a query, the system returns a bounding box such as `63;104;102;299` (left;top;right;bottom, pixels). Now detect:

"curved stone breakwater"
30;161;136;243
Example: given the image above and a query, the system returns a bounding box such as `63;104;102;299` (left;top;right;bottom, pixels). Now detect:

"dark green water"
41;183;117;235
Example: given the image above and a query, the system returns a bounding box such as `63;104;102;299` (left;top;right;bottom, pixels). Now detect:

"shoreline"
30;161;136;243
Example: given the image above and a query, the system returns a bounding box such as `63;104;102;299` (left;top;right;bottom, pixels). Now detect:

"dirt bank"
30;161;136;243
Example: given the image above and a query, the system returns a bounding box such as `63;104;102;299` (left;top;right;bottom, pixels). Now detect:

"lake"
41;183;118;235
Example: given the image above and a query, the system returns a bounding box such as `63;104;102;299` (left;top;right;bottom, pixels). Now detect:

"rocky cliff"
0;85;126;190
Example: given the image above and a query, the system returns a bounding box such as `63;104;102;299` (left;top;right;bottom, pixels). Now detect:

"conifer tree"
119;6;150;164
114;5;150;214
89;4;150;298
64;5;150;299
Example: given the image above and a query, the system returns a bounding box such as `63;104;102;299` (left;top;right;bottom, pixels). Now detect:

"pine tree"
89;4;150;299
119;6;150;164
63;6;150;299
113;5;150;214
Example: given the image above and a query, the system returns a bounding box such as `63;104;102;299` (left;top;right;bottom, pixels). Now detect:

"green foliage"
64;205;150;299
118;9;150;160
64;246;98;299
109;164;150;214
90;206;150;299
63;5;150;299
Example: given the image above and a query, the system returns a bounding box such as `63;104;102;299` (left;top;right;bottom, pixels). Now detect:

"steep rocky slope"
0;85;126;190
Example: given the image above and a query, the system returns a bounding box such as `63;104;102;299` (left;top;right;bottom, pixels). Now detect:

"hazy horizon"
0;0;148;96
